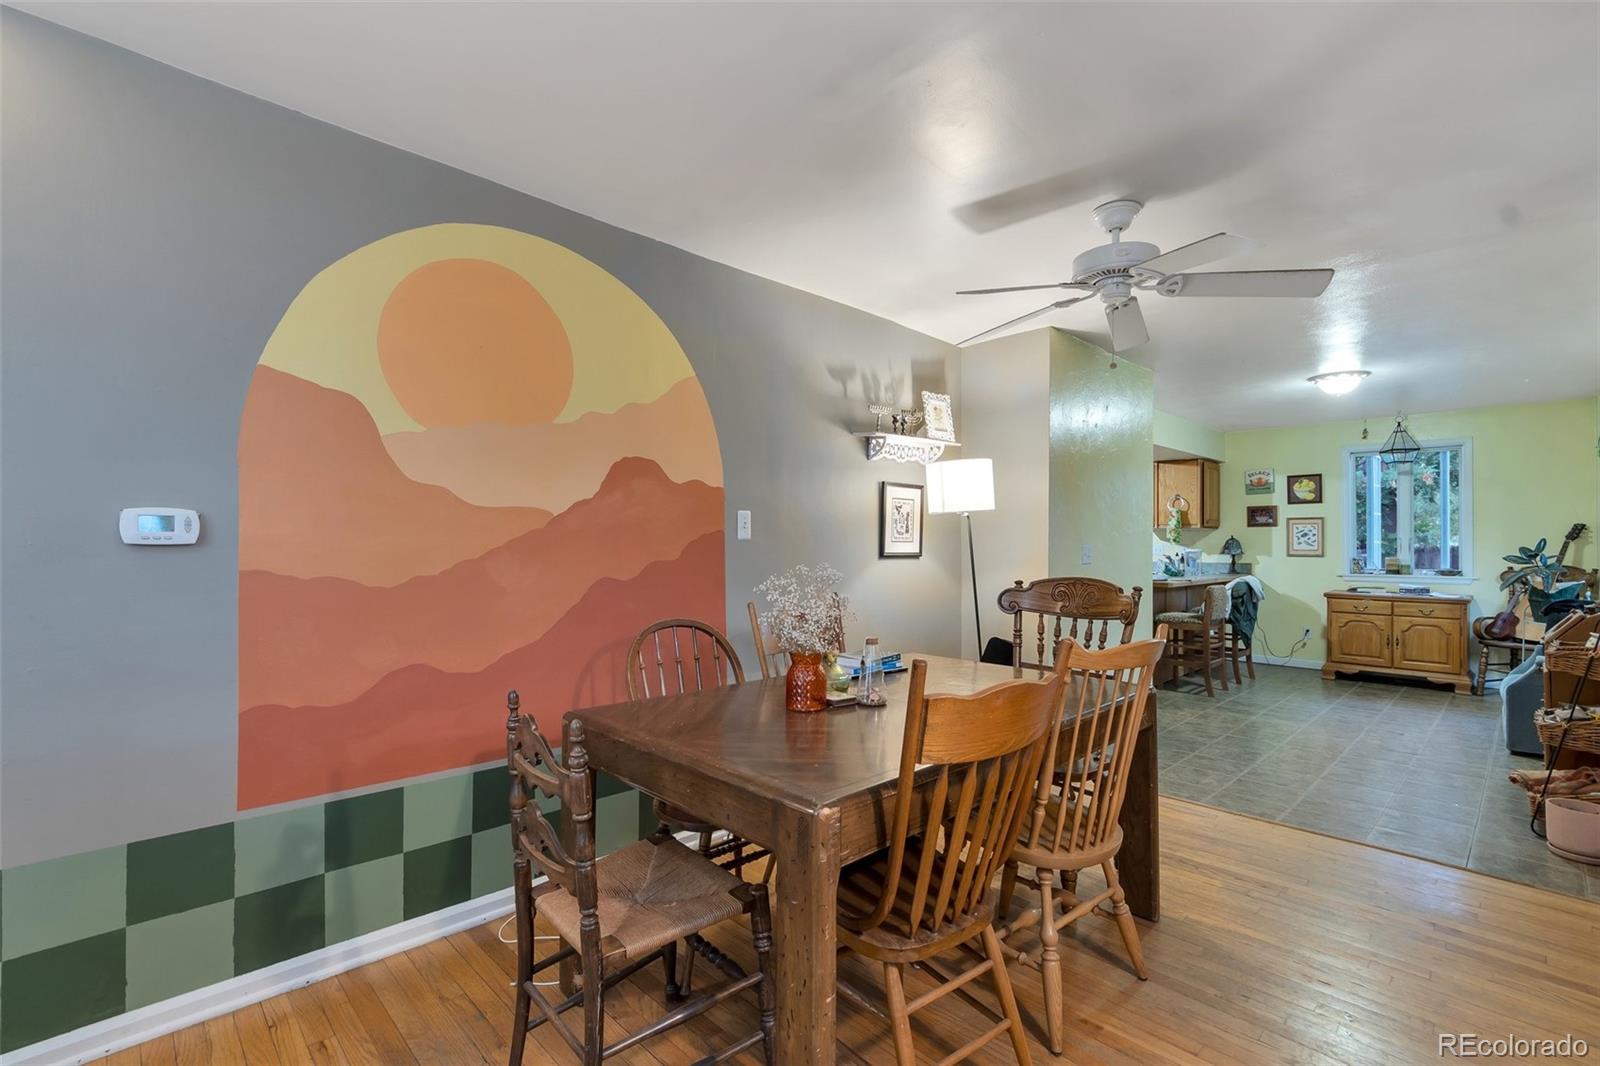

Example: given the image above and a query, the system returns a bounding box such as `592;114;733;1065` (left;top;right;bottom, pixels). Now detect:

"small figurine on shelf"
868;403;893;433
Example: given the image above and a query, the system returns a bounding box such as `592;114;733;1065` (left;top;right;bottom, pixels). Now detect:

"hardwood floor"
97;799;1599;1065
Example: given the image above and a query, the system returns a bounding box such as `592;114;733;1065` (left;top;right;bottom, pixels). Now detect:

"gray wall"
0;9;961;868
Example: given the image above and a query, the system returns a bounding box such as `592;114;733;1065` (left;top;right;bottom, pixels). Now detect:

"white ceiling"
18;1;1600;430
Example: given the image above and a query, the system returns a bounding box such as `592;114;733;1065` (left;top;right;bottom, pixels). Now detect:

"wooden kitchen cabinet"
1322;591;1472;693
1154;458;1221;529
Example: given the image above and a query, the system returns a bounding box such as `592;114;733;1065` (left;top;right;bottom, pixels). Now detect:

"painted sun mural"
237;224;724;809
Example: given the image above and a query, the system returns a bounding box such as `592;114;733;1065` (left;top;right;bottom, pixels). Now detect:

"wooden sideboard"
1322;590;1473;693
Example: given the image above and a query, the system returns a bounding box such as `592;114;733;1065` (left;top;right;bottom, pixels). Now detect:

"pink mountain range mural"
238;230;724;809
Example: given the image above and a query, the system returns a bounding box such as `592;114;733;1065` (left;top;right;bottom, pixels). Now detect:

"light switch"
1080;543;1093;565
737;510;752;541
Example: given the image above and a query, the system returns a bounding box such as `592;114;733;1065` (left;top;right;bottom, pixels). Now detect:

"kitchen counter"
1151;575;1237;590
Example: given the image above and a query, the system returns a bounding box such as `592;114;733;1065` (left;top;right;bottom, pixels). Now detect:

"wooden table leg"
1118;695;1161;922
772;805;841;1064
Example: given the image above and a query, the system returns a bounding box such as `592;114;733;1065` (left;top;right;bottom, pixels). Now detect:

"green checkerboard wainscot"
0;767;648;1054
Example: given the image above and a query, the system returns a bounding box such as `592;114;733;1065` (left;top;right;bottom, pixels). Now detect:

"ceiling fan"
956;199;1334;350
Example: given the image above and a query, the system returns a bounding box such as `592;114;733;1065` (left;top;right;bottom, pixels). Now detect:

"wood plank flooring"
96;799;1599;1065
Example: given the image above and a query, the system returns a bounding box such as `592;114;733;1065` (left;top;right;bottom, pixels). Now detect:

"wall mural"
238;224;724;809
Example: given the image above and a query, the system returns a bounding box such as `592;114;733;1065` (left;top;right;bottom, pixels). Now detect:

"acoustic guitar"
1481;523;1587;641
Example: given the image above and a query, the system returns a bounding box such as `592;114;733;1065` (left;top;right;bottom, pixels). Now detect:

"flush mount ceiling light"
1308;370;1371;396
1378;414;1422;467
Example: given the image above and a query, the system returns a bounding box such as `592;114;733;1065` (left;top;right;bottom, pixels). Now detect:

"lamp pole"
964;511;982;654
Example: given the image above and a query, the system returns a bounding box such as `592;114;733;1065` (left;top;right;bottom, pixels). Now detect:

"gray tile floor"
1157;664;1600;901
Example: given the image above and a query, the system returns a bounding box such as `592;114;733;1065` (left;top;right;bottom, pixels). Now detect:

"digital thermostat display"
120;508;200;545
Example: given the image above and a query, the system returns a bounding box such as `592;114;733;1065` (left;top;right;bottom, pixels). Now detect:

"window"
1343;438;1471;577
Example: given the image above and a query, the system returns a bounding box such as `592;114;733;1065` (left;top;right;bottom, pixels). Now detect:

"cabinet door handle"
1418;607;1434;615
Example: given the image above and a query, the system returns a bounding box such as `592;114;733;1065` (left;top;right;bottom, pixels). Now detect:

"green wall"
1187;397;1600;662
1153;408;1225;460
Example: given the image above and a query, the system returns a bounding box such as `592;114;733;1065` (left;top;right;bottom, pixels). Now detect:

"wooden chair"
995;631;1167;1056
747;599;846;680
505;693;776;1066
998;577;1143;674
625;619;770;887
833;658;1064;1065
1155;584;1230;696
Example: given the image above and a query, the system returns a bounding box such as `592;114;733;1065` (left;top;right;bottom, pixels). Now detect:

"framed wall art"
879;481;925;558
1244;469;1275;496
1246;505;1278;528
921;390;955;442
1287;516;1325;557
1287;473;1323;504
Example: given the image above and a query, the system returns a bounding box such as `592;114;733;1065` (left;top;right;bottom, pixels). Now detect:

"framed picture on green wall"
1245;469;1274;495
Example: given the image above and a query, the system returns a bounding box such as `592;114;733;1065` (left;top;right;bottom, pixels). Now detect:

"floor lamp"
926;458;996;657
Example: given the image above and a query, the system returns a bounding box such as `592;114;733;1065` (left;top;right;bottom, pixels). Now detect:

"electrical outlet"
736;510;752;541
1080;544;1093;565
1301;627;1312;641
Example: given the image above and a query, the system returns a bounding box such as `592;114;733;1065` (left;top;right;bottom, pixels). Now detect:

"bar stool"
1155;584;1231;697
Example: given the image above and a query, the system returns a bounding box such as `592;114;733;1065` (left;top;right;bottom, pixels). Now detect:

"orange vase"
785;652;828;713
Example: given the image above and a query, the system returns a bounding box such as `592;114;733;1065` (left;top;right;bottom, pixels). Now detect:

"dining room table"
570;652;1161;1065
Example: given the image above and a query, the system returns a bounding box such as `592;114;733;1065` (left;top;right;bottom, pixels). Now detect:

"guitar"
1482;523;1588;640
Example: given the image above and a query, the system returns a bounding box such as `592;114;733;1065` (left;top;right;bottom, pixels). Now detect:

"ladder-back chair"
998;577;1143;674
746;598;847;680
995;631;1167;1056
505;693;775;1066
834;659;1065;1066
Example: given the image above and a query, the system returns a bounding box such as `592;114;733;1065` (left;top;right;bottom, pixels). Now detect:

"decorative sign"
1244;469;1275;496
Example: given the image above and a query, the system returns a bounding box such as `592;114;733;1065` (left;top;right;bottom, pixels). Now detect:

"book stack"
837;650;903;678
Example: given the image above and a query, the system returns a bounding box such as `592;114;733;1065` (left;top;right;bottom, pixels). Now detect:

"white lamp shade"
926;458;995;514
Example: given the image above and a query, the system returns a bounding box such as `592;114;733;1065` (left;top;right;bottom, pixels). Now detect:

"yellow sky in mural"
258;224;694;433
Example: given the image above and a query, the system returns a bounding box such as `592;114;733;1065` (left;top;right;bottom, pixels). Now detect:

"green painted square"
324;855;403;944
235;805;325;896
403;774;474;852
596;791;642;857
1;844;126;961
233;875;324;975
470;827;513;898
127;823;234;925
472;766;510;833
125;900;234;1010
0;931;126;1053
324;789;403;872
402;837;471;920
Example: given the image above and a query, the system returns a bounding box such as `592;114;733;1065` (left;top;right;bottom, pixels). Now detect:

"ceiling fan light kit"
957;199;1336;351
1308;370;1371;396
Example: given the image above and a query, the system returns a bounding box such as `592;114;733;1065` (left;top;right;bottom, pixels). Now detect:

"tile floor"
1157;663;1600;901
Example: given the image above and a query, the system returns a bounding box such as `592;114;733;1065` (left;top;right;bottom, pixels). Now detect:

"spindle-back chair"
995;631;1166;1055
998;577;1143;674
746;598;846;680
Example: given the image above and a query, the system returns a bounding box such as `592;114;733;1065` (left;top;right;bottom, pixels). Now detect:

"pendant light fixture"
1308;370;1370;395
1378;414;1421;467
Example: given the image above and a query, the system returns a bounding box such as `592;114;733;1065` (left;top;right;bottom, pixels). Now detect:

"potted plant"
1501;539;1586;624
755;564;846;713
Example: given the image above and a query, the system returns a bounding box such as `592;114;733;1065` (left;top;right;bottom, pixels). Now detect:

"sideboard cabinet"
1322;590;1473;693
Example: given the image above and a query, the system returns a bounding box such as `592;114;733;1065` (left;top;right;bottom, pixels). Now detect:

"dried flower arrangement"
755;564;847;655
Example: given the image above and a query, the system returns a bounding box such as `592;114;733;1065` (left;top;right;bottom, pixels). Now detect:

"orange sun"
378;258;573;426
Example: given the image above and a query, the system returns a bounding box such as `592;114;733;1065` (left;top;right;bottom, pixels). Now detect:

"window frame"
1339;436;1474;583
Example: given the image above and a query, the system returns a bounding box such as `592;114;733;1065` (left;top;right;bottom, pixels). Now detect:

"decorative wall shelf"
855;432;961;464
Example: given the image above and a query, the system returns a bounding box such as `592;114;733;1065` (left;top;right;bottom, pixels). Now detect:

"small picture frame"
1244;469;1275;496
1246;505;1278;528
879;481;924;558
1287;516;1325;557
1287;473;1323;505
1350;557;1366;575
921;390;955;442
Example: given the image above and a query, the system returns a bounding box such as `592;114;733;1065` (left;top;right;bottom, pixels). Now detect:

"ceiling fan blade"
955;282;1088;296
958;295;1089;346
1161;268;1334;298
1106;298;1149;353
1135;233;1253;276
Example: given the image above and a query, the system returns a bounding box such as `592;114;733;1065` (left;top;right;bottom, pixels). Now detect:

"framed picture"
1287;516;1325;557
1244;469;1275;496
1287;473;1323;504
1246;505;1278;528
921;390;955;442
879;481;924;558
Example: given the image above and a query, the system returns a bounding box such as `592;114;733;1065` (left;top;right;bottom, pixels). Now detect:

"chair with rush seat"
833;658;1064;1065
505;692;775;1066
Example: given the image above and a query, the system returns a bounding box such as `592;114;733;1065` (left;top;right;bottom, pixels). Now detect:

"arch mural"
238;224;724;809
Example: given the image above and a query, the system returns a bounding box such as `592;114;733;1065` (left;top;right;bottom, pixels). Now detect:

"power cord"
497;915;564;987
1252;627;1309;666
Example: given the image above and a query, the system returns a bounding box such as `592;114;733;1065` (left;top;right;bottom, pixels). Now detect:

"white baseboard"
2;889;514;1066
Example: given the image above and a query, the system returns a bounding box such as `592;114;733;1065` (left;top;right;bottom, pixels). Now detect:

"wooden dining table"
571;653;1160;1065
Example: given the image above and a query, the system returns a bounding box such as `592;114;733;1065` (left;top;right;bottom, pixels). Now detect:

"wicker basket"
1533;705;1600;755
1544;643;1600;681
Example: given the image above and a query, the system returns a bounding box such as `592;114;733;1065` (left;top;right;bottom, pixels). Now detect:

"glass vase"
785;651;827;713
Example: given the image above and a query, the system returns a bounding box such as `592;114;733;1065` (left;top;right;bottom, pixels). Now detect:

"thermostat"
119;507;200;545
